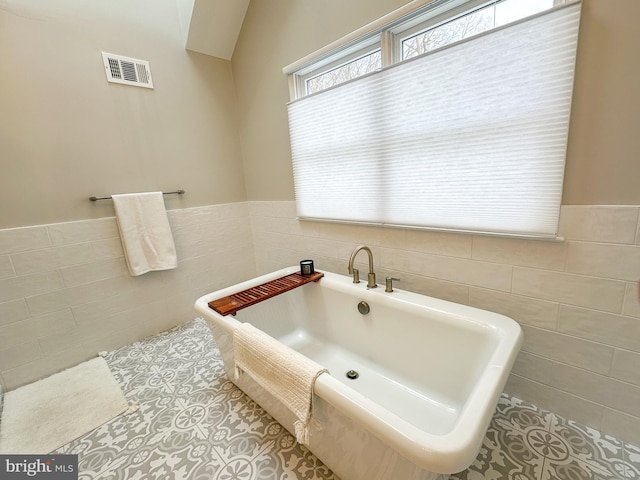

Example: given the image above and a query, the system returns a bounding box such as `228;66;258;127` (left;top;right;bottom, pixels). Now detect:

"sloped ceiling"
184;0;250;61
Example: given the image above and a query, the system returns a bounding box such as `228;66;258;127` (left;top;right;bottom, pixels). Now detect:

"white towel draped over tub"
233;322;329;445
112;192;177;276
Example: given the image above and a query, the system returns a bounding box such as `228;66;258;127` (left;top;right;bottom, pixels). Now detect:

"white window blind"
287;3;581;238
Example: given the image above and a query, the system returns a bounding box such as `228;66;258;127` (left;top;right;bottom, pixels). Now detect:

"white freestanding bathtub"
195;267;523;480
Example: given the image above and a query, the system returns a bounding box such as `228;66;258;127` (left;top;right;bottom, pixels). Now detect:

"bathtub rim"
194;266;523;474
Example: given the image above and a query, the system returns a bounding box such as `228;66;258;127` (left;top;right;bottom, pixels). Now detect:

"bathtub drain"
345;370;359;380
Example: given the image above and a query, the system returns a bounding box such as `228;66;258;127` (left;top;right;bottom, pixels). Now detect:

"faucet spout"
348;245;377;288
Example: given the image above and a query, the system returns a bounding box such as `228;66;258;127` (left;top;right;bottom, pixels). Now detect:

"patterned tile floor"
56;319;640;480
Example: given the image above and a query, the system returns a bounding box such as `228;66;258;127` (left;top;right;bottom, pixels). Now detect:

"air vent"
101;52;153;89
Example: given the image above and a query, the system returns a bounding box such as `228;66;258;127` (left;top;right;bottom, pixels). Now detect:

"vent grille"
101;52;153;89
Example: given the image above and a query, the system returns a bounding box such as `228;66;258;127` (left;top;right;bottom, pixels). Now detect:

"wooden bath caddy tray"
208;271;324;316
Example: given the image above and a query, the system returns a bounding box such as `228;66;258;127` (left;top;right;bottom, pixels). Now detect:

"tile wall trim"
1;201;638;446
0;203;256;391
248;201;640;445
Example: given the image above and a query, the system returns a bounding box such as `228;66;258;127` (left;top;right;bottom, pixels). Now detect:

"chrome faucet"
348;245;377;288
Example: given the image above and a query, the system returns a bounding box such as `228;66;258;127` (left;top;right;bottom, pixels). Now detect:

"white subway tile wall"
0;201;639;447
0;204;255;390
249;201;640;446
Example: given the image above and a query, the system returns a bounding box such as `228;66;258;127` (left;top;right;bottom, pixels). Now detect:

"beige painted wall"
563;0;640;205
232;0;410;202
233;0;640;206
4;0;635;228
0;0;247;229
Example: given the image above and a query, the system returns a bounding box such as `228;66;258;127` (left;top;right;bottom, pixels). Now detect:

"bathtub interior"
229;276;504;435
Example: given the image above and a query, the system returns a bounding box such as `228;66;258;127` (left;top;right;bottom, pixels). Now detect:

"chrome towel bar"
90;190;185;201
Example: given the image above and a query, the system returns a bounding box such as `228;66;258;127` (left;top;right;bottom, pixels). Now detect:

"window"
305;49;382;95
401;0;557;60
284;0;581;238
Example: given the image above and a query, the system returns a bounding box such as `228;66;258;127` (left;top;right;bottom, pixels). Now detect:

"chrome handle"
385;276;400;293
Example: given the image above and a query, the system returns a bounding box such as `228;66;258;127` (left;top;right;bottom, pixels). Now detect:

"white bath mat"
0;357;129;454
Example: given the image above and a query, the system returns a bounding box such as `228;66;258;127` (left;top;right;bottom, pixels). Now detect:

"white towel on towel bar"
112;192;177;276
232;322;329;445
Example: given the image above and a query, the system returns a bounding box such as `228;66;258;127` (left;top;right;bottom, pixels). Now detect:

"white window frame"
297;40;382;98
285;0;505;99
392;0;567;62
287;0;571;99
284;0;580;239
